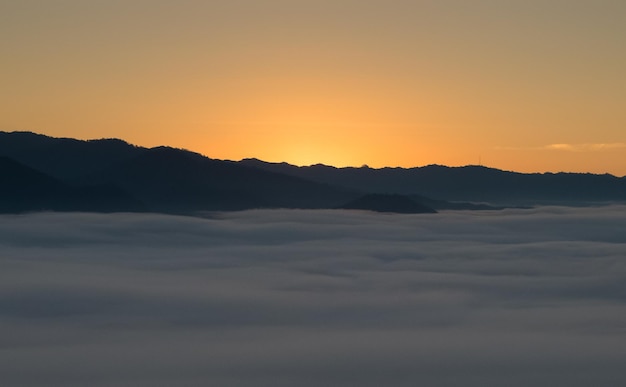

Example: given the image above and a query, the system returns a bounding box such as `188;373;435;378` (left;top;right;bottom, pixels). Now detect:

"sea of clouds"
1;206;625;386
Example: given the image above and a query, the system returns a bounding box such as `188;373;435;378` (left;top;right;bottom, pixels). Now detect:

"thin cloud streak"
545;143;626;152
497;143;626;152
1;208;626;386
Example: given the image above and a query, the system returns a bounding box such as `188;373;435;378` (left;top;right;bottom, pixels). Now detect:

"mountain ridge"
0;155;145;213
0;132;359;214
1;131;624;213
239;158;626;205
240;157;624;178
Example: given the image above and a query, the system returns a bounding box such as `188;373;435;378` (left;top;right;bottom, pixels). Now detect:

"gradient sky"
2;0;625;175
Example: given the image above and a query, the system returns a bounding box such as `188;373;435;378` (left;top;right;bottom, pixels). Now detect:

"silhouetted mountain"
0;132;357;214
239;159;626;205
0;131;145;179
76;146;356;213
339;194;437;214
4;131;623;214
0;156;144;213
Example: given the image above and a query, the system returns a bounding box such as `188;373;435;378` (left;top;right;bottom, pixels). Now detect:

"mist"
2;206;625;386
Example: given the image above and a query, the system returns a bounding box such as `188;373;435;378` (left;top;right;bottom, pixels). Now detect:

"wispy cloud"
497;143;626;152
544;143;626;152
1;208;626;386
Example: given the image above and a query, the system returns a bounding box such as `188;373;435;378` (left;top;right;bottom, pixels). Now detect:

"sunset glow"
1;0;625;175
3;4;626;386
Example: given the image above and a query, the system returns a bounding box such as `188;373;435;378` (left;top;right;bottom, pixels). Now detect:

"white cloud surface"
1;207;626;386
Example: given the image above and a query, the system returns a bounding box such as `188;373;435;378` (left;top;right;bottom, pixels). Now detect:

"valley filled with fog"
2;206;626;386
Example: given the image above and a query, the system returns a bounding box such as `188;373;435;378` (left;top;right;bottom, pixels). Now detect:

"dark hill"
0;132;359;214
5;131;623;211
0;156;144;213
0;131;145;179
339;194;437;214
0;156;67;213
76;147;357;213
239;159;626;205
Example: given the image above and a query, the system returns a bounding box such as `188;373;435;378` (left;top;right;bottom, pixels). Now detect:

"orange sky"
1;0;625;175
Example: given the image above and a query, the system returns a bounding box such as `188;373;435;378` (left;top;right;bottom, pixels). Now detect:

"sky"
2;207;626;386
1;0;625;174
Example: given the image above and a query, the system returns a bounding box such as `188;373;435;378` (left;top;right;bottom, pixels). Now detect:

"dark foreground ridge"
240;158;626;206
0;132;357;214
1;131;624;214
0;156;144;213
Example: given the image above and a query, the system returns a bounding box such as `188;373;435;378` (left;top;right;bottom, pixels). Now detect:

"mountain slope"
239;159;626;205
0;131;145;179
0;156;144;213
5;131;623;211
76;147;357;213
0;132;359;213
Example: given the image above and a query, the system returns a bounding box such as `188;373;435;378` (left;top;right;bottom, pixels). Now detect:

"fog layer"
1;207;625;386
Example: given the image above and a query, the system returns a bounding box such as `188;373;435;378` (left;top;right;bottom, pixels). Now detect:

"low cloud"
544;143;626;152
497;143;626;152
1;207;626;386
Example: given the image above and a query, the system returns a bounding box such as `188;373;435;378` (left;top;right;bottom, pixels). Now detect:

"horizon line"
2;130;623;178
